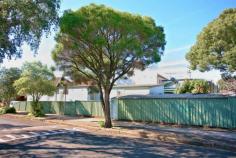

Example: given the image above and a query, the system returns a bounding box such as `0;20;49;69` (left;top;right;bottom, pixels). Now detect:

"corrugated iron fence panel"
11;101;27;111
11;101;104;117
75;101;104;117
64;102;76;116
118;97;236;128
229;97;236;128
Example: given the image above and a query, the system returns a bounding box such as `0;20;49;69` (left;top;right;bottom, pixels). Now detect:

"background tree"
176;79;210;94
14;62;56;116
0;67;21;106
186;8;236;75
52;4;166;128
0;0;60;62
218;77;236;94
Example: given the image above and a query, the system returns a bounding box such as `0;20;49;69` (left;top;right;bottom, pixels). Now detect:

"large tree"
186;8;236;75
52;4;166;128
14;61;56;116
0;0;60;62
0;67;21;106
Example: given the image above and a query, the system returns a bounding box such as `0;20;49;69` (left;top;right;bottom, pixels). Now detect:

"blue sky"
2;0;236;83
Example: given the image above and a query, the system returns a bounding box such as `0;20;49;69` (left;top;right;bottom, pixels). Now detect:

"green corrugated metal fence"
117;97;236;128
11;96;236;128
11;101;104;117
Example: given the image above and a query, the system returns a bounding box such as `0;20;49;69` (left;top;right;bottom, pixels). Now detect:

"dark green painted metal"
117;97;236;128
12;101;104;117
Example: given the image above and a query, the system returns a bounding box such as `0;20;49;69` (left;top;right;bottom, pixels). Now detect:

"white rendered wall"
149;86;164;95
27;85;164;101
27;87;88;101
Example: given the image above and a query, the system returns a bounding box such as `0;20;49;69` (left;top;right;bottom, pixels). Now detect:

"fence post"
90;102;93;116
188;98;191;125
229;97;234;128
25;101;27;111
74;101;76;116
110;98;118;120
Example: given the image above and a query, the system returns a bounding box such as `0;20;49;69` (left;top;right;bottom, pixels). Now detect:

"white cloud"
164;45;192;54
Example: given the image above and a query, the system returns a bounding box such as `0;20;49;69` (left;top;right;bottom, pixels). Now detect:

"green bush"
30;102;45;117
98;120;105;128
218;78;236;93
0;107;16;114
5;107;16;113
0;107;6;114
176;79;210;94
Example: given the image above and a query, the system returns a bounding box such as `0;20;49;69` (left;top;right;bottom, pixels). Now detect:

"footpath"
1;113;236;152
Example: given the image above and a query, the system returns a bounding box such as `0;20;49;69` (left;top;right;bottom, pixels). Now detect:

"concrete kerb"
1;114;236;152
45;119;236;151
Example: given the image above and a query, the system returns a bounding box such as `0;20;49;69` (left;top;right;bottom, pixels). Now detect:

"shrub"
98;121;105;128
30;102;45;117
176;80;192;94
0;107;16;114
5;107;16;113
176;79;210;94
0;107;6;114
218;78;236;93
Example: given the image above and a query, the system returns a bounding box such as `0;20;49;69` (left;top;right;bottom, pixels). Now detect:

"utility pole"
187;69;192;79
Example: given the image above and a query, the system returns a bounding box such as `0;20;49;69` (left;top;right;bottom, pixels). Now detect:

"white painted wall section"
149;86;164;95
27;87;88;101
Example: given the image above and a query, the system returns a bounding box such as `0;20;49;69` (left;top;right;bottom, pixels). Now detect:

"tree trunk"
103;89;112;128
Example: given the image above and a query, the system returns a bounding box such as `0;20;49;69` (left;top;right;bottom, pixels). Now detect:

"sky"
2;0;236;84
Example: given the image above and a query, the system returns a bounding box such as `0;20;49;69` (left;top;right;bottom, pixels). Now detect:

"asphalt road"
0;118;236;158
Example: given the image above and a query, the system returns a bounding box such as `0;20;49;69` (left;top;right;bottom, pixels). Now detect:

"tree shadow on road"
0;124;30;130
0;131;235;158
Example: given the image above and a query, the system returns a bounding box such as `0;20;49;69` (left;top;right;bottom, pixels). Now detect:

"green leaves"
53;4;166;85
0;67;21;105
186;8;236;74
0;0;60;62
176;79;210;94
14;61;56;101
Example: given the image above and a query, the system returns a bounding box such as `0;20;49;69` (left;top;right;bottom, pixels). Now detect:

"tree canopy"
52;4;166;127
14;61;56;101
0;0;60;62
14;61;56;116
186;8;236;75
0;67;21;105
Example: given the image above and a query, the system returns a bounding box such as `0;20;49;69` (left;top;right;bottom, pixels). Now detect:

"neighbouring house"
163;78;218;94
27;76;93;101
157;73;168;85
27;82;164;102
27;73;170;102
110;84;164;99
156;73;180;93
26;73;220;101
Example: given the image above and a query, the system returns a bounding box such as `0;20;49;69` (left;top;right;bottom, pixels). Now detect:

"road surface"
0;118;236;158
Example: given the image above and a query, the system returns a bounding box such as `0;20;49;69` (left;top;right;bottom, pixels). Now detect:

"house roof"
157;73;168;80
55;77;95;88
113;84;162;89
54;77;73;87
58;83;163;89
